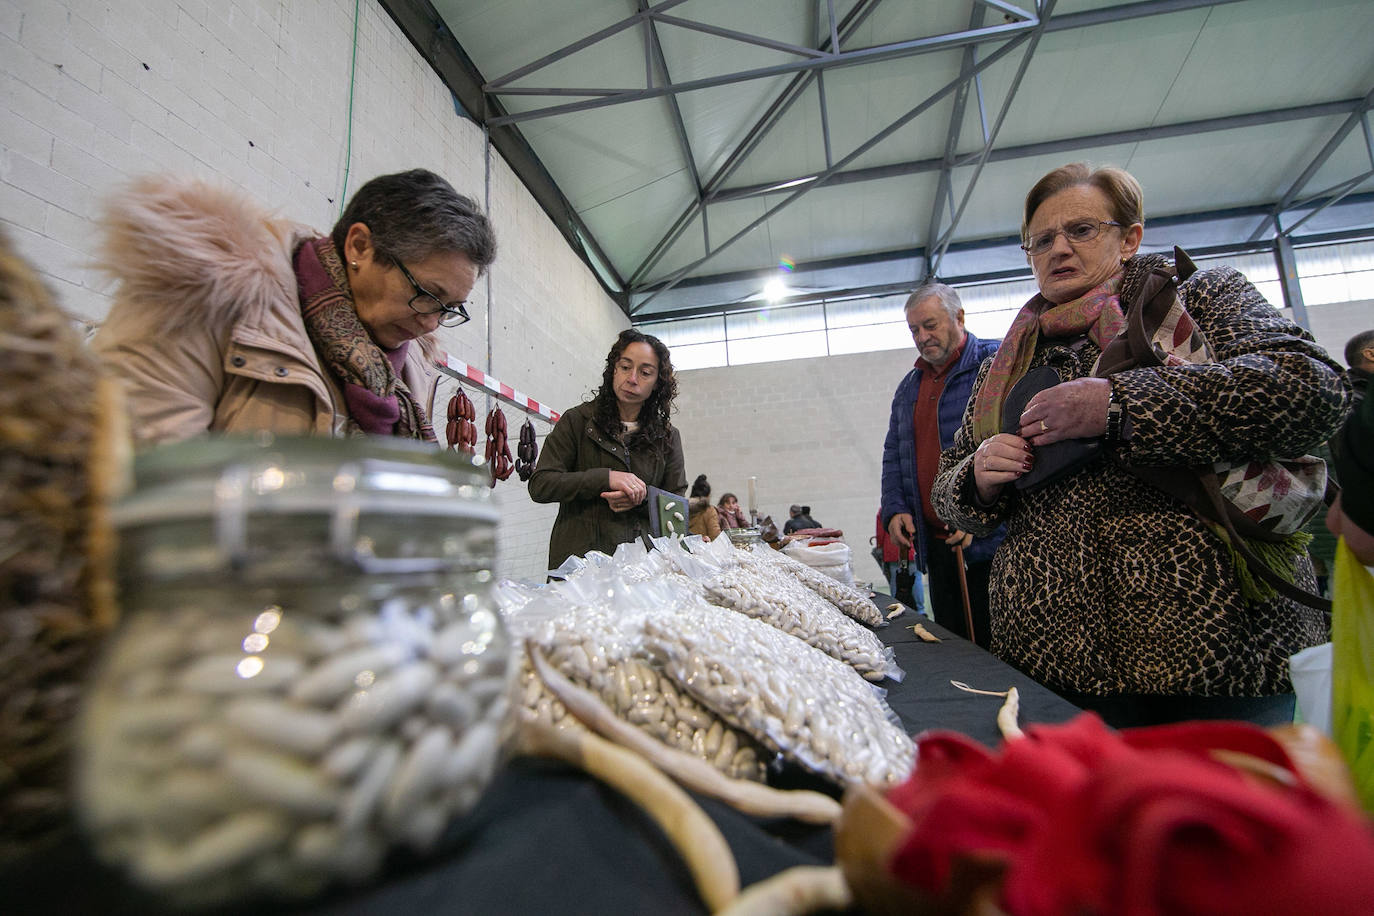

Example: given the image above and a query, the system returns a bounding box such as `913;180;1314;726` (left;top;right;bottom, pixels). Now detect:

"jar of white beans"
75;435;511;907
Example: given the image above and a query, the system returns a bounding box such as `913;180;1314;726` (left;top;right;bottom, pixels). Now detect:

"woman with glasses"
94;169;494;444
529;329;687;571
930;162;1349;728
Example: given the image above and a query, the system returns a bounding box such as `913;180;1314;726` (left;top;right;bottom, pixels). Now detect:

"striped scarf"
294;237;435;441
970;273;1125;443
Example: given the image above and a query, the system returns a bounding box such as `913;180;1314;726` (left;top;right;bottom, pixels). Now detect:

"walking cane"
952;542;976;644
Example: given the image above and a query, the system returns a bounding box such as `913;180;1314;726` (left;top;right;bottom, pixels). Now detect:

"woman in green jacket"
529;329;687;570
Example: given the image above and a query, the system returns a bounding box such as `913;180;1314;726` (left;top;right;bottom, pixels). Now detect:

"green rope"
338;0;361;218
1208;521;1313;603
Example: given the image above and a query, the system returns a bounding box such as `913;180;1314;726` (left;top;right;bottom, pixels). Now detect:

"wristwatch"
1104;386;1124;445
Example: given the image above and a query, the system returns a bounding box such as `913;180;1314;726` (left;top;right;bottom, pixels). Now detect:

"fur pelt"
96;175;305;335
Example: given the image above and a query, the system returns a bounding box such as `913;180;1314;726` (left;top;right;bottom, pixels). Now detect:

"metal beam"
1247;84;1374;242
650;12;829;59
1043;0;1250;32
483;0;693;90
487;20;1039;126
632;193;1374;319
626;0;885;288
375;0;631;313
923;5;988;283
709;97;1365;204
1274;235;1309;328
929;0;1056;278
629;33;1034;314
1280;169;1374;236
641;3;704;203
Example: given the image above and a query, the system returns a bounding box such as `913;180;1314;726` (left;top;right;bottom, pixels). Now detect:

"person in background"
1328;390;1374;566
1345;329;1373;405
873;510;921;610
529;329;687;570
716;492;750;529
783;504;822;535
932;162;1348;728
881;281;1004;648
94;169;495;445
687;475;722;540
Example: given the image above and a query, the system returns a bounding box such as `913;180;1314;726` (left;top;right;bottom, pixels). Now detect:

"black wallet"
1000;366;1102;492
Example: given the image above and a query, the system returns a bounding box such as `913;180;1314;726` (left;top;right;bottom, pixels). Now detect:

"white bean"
335;661;439;734
337;740;402;833
224;698;340;758
222;749;339;817
289;644;410;706
381;725;453;827
132;810;290;888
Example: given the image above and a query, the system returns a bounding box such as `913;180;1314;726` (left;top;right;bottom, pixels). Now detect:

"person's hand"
887;513;916;551
973;433;1033;504
600;490;639;512
944;529;973;549
1018;377;1111;446
606;470;647;503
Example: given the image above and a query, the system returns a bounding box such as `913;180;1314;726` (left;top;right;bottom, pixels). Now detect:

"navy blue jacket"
881;332;1005;572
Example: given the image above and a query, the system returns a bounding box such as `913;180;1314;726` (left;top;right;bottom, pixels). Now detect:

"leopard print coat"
931;253;1351;698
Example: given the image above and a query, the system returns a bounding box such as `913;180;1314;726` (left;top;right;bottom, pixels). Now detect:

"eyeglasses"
1021;219;1122;256
396;260;471;327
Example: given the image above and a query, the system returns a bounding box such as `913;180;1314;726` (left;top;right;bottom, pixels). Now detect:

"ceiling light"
763;277;789;302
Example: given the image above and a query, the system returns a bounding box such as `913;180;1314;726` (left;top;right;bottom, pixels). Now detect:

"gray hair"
331;168;497;275
905;281;962;320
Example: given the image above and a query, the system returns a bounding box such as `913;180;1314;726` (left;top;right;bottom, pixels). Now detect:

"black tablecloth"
6;603;1081;915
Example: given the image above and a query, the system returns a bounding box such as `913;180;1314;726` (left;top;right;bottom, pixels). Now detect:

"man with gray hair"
880;281;1004;646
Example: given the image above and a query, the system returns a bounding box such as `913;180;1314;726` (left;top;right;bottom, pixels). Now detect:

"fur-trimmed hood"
96;175;311;336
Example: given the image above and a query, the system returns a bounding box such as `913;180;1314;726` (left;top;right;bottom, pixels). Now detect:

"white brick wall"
673;346;920;588
0;0;627;581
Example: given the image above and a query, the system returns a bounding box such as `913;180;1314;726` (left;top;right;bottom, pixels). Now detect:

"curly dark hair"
591;329;677;451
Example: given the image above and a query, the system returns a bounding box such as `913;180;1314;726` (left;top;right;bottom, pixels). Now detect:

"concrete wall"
1;0;627;581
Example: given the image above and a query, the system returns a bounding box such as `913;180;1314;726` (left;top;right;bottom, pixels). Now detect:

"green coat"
528;401;687;570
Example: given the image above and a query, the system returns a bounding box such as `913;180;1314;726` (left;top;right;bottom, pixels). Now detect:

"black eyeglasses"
396;260;470;327
1021;219;1122;256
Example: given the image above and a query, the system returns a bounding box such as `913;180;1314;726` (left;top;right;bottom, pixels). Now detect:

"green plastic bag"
1331;538;1374;813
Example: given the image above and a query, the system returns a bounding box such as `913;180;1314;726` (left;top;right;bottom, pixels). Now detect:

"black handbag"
1000;365;1102;492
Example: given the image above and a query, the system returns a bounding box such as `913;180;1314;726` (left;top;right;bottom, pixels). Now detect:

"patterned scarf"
970;273;1125;443
294;238;435;441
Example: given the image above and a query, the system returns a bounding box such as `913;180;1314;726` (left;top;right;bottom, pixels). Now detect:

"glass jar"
75;436;511;907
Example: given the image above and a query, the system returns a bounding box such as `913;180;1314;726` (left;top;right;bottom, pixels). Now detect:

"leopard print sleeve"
931;354;1014;536
1108;264;1351;468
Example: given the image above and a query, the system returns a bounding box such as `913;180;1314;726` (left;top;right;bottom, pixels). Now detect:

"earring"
1121;256;1129;264
350;261;358;269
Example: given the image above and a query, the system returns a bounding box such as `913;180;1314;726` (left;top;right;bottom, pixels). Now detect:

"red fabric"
875;510;914;563
913;339;963;529
885;714;1374;916
786;527;843;539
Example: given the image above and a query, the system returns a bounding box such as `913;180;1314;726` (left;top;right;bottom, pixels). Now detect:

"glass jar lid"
113;434;498;579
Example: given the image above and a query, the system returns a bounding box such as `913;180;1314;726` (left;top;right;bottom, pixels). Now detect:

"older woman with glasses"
931;162;1349;729
94;169;495;444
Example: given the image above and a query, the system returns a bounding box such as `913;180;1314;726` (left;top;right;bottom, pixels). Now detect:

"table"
5;605;1081;915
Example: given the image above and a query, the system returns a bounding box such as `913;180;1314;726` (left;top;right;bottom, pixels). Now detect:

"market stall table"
5;604;1081;915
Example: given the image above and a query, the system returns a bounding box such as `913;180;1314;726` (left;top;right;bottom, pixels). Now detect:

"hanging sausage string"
429;352;554;486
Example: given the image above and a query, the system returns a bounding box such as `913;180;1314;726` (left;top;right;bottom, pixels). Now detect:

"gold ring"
1040;419;1048;433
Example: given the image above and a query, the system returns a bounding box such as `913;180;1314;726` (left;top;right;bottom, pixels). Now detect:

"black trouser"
924;523;992;649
